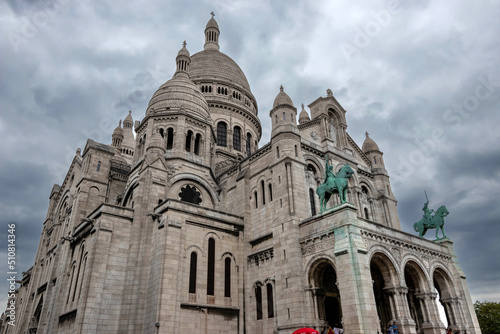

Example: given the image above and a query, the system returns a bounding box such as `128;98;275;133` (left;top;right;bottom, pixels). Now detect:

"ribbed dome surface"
362;132;380;152
273;86;294;109
206;17;219;30
147;75;210;119
190;50;251;91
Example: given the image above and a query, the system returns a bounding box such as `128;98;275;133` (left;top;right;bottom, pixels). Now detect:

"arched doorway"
370;252;398;332
433;267;458;329
310;260;342;329
404;261;427;334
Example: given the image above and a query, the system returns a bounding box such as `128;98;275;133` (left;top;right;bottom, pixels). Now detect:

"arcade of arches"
308;254;468;334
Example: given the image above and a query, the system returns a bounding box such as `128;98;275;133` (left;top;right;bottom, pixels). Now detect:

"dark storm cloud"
0;0;499;307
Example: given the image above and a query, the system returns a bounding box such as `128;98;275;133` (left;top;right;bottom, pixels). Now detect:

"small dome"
112;120;124;137
177;41;190;58
298;103;310;124
273;85;294;109
362;132;380;152
206;17;219;30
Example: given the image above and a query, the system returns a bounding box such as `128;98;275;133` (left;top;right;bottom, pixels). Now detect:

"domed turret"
111;120;124;148
298;103;310;124
273;85;294;109
270;86;298;138
362;131;380;153
204;12;220;51
362;132;385;168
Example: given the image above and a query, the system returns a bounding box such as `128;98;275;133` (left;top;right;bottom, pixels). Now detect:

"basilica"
2;16;481;334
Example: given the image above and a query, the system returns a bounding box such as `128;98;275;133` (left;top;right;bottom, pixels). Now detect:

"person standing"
392;321;398;334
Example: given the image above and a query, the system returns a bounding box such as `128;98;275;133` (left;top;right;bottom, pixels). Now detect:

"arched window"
246;133;252;156
194;134;201;155
159;128;165;138
233;126;241;151
268;184;273;202
364;207;370;220
189;252;197;294
96;161;101;171
166;128;174;150
261;180;266;205
256;286;263;320
217;122;227;147
185;130;192;152
254;191;258;209
77;254;87;300
207;238;215;296
309;188;316;216
267;283;274;318
67;263;76;304
224;257;231;298
276;147;280;158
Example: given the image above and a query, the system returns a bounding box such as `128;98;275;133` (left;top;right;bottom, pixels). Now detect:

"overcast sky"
1;0;499;312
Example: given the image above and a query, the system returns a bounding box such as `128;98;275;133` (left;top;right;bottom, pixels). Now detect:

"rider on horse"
422;200;434;227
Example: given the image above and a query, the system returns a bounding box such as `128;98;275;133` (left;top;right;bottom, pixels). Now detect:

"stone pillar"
386;286;417;334
332;204;379;334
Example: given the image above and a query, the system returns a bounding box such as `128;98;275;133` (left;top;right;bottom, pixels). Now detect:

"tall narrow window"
189;252;197;293
185;130;192;152
167;128;174;150
194;134;201;155
364;207;369;220
67;263;76;304
261;180;266;205
233;126;241;151
224;257;231;298
77;255;87;300
217;122;227;147
254;191;258;209
269;184;273;202
276;147;280;158
246;133;252;156
256;286;263;320
309;189;316;216
72;245;85;302
207;238;215;296
267;283;274;318
96;161;101;171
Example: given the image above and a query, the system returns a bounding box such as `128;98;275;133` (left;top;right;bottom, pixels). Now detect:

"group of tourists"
387;321;398;334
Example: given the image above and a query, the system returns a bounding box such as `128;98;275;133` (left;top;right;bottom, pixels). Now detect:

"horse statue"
316;159;354;212
413;204;449;239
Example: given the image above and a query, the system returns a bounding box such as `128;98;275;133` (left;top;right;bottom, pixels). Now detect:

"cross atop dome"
183;40;187;47
211;11;215;18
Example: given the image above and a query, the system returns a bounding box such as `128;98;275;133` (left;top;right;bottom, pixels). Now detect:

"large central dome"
190;50;251;91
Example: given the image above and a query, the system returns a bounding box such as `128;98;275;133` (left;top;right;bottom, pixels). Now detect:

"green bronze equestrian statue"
413;196;449;240
316;155;354;212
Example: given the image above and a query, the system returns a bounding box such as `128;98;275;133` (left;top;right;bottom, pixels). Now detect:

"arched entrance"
370;252;398;332
433;267;460;329
404;261;427;334
310;260;342;329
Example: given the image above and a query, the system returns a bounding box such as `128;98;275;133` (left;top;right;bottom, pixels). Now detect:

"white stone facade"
1;16;480;334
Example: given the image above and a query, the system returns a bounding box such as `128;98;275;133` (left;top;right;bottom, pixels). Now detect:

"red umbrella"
292;328;320;334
